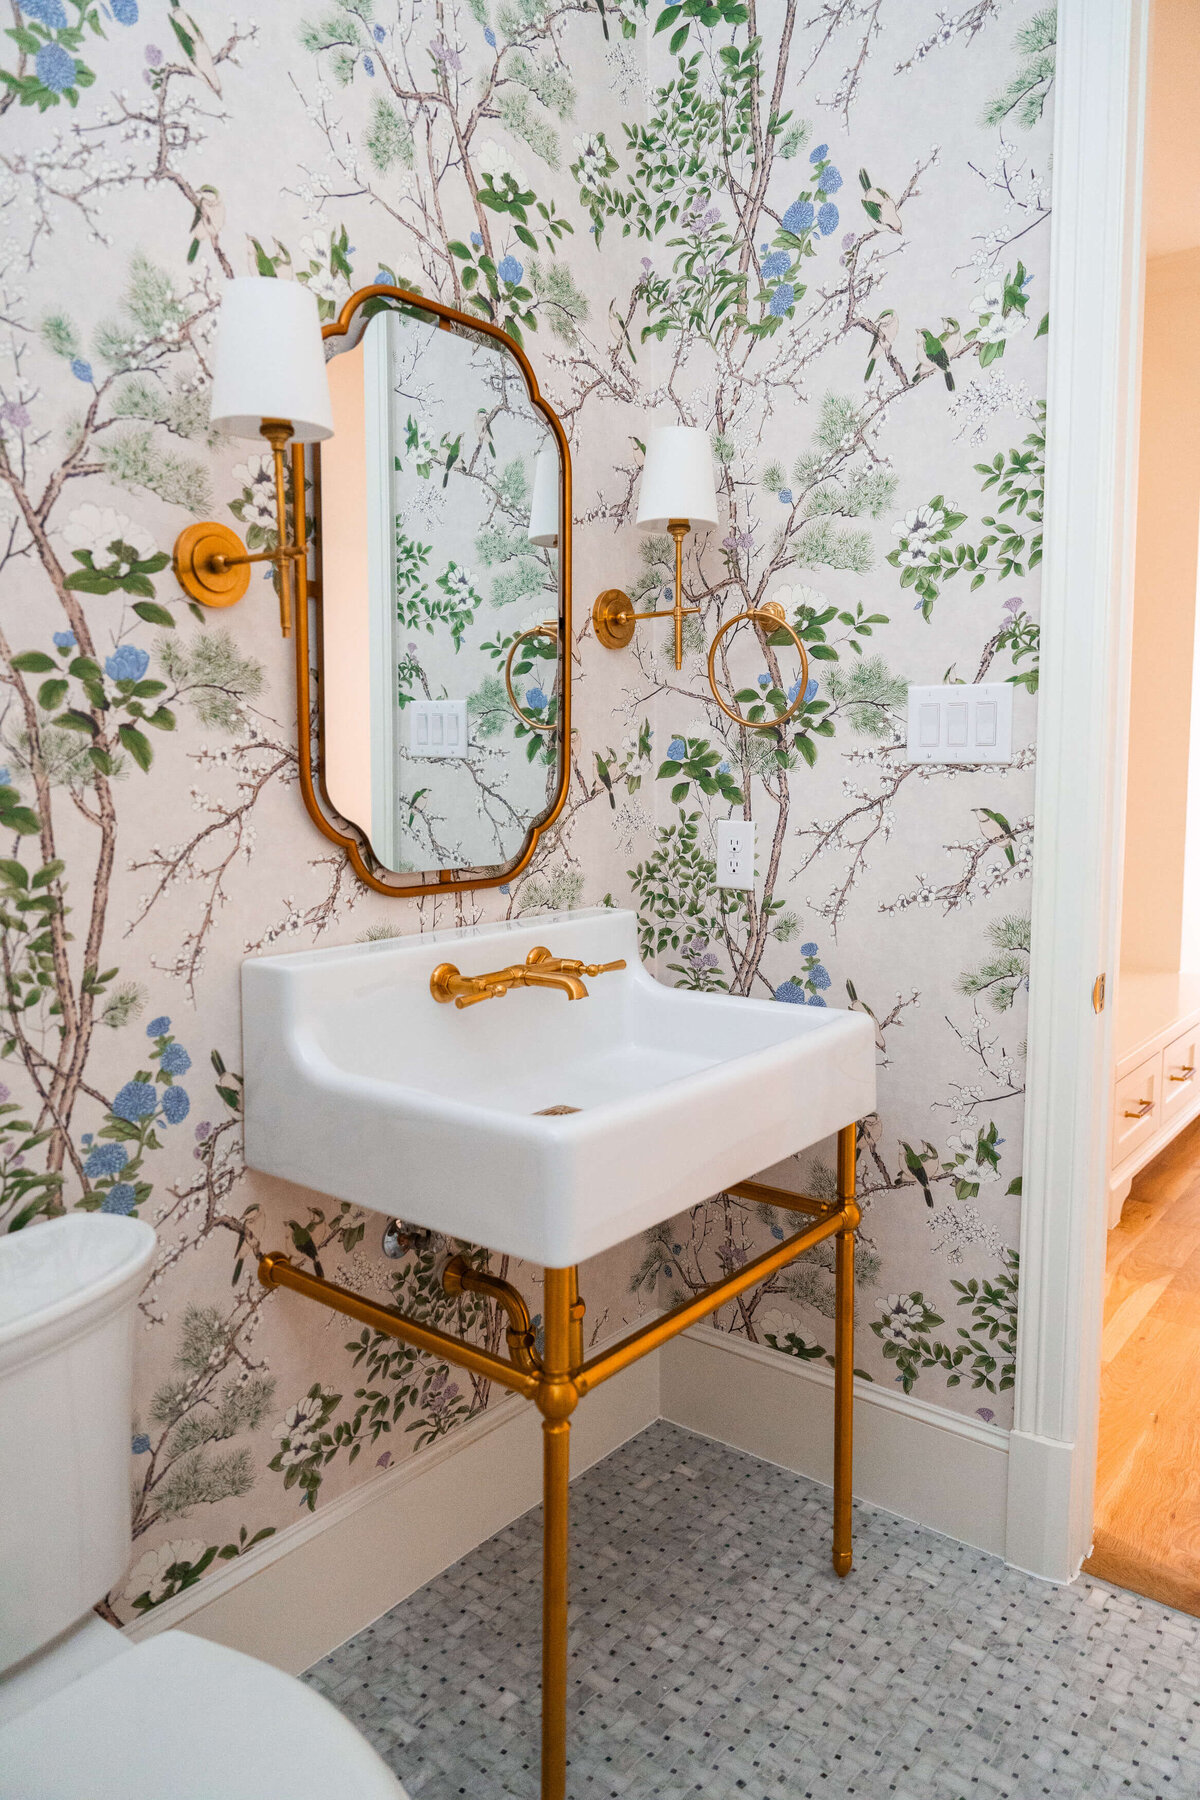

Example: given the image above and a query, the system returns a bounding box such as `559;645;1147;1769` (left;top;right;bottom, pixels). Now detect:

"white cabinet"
1109;971;1200;1226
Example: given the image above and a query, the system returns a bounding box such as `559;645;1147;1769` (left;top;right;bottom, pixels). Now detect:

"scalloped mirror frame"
292;284;573;898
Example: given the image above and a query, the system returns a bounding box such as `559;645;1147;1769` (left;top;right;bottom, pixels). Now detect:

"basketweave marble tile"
304;1421;1200;1799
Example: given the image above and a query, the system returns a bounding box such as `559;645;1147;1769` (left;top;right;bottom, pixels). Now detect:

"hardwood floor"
1083;1115;1200;1615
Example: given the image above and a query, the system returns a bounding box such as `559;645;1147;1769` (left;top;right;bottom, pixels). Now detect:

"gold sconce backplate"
173;521;252;608
592;588;637;650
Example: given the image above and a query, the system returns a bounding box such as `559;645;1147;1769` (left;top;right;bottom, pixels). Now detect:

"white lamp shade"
527;443;560;547
209;277;334;443
635;425;718;533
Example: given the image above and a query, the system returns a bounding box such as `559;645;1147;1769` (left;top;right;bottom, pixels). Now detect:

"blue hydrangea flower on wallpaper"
0;0;1053;1618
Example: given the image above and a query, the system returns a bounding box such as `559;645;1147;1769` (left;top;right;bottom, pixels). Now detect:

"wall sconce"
172;278;333;637
592;425;718;670
527;443;560;549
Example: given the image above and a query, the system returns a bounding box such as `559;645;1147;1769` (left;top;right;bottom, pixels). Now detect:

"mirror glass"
314;296;565;879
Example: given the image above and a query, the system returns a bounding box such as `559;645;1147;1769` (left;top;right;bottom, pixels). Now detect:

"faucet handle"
581;958;627;978
455;986;502;1008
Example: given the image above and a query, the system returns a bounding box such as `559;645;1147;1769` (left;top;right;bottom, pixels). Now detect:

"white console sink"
242;909;875;1266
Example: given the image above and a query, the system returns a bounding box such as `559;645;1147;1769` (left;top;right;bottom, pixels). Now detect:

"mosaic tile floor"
304;1421;1200;1799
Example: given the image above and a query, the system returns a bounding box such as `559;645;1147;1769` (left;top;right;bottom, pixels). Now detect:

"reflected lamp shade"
528;444;560;547
209;277;334;443
635;425;719;533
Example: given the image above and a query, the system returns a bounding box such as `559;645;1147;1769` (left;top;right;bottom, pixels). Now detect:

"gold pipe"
538;1269;578;1800
442;1253;541;1373
668;518;689;671
568;1267;585;1372
574;1206;847;1395
291;439;308;639
257;1253;540;1398
261;418;295;637
725;1178;830;1218
833;1122;859;1577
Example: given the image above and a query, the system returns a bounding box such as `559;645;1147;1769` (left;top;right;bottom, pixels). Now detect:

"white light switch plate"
905;682;1013;765
717;818;755;889
408;699;468;758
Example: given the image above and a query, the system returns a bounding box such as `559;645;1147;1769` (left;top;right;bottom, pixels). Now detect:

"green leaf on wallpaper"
133;601;175;627
117;724;153;771
11;651;56;673
37;678;68;712
55;709;98;736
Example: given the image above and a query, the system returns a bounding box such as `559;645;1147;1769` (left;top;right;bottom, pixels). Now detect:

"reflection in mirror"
316;298;565;880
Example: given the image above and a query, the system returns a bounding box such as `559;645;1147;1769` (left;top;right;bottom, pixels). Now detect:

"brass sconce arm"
429;945;627;1008
593;519;698;671
172;418;305;638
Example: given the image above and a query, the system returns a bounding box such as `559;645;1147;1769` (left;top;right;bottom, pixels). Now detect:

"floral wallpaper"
0;0;1052;1624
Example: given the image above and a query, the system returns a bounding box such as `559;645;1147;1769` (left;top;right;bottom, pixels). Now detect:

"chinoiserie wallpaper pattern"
0;0;1053;1622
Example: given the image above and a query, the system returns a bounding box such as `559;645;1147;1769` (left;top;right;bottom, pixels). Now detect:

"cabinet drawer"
1162;1024;1200;1123
1112;1052;1161;1166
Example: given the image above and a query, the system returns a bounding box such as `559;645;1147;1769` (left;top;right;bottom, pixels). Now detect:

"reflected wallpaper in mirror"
318;303;563;876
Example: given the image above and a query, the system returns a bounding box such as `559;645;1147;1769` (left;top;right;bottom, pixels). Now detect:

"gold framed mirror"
293;284;571;897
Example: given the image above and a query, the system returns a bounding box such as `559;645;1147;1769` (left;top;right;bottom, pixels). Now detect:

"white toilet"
0;1213;408;1799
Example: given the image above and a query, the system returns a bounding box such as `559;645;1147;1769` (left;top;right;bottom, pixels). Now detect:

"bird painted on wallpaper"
858;168;903;234
914;320;959;391
168;0;222;94
862;309;898;383
901;1140;937;1208
975;806;1019;866
845;976;887;1053
186;185;224;263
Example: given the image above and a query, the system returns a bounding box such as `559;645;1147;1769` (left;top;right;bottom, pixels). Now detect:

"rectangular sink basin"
242;909;875;1266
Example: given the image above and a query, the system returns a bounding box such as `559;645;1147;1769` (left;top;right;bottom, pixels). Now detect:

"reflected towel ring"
706;601;810;732
504;622;560;732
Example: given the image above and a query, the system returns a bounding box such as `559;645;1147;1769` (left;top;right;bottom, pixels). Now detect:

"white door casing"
1011;0;1149;1581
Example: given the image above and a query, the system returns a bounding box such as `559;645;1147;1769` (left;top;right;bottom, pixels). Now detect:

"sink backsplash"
3;3;1040;1621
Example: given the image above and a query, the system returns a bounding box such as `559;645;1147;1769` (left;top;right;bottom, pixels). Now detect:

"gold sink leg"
539;1267;578;1800
833;1122;859;1577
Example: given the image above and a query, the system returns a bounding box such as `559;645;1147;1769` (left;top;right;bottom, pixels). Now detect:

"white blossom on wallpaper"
0;0;1052;1621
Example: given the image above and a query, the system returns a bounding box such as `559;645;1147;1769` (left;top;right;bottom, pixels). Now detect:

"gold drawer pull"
1124;1098;1154;1119
1170;1064;1196;1082
706;601;810;731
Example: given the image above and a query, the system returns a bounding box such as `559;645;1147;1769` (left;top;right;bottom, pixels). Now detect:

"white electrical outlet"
408;699;468;759
905;682;1013;765
717;818;755;889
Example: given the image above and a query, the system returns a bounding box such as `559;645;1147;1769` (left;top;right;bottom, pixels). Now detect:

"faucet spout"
523;968;589;1001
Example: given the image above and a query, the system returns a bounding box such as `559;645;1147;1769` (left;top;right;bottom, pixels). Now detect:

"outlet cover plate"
717;818;755;889
905;681;1013;765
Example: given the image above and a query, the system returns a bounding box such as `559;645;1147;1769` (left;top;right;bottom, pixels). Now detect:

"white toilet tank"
0;1214;156;1670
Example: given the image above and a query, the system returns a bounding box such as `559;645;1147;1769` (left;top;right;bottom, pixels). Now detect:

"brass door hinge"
1092;973;1106;1014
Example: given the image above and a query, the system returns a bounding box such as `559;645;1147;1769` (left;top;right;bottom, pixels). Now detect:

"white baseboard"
128;1346;660;1674
1004;1427;1080;1583
659;1325;1011;1557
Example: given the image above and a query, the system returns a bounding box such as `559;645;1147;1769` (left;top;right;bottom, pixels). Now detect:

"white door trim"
1010;0;1149;1581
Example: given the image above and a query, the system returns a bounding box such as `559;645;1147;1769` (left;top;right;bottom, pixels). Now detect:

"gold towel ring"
504;621;559;733
706;600;810;731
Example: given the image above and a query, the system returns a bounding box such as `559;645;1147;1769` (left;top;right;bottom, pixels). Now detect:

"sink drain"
534;1104;581;1115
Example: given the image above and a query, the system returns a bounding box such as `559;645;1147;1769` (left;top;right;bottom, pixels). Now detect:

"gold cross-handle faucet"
429;945;627;1009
